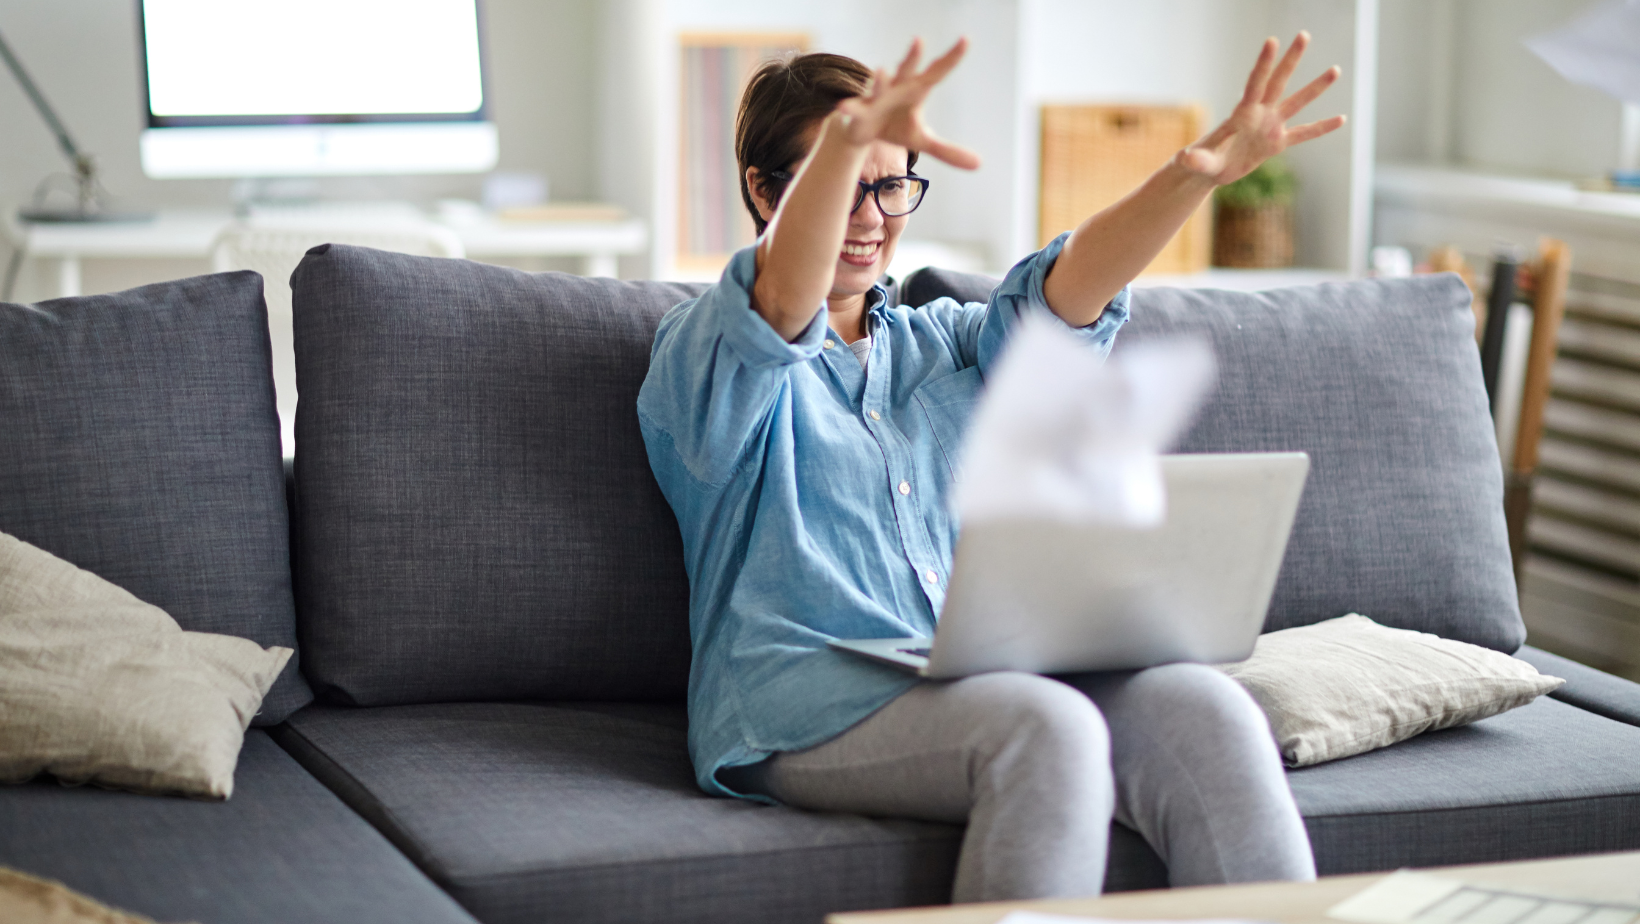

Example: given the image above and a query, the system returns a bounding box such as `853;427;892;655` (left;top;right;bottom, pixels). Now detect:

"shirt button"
924;569;939;584
868;410;881;421
823;339;836;349
898;481;911;495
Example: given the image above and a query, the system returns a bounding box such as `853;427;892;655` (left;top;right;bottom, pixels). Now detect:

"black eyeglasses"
769;171;929;217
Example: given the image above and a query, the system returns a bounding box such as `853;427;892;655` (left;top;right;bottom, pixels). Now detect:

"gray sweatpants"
731;664;1314;903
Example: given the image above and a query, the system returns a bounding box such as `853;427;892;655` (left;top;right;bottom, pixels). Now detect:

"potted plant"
1212;156;1296;268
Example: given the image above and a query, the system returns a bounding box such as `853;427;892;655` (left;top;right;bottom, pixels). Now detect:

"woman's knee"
1128;662;1274;744
956;672;1110;773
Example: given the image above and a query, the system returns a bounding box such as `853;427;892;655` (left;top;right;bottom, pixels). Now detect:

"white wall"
1017;0;1363;270
1017;0;1275;264
654;0;1023;275
1268;0;1368;272
597;0;667;279
645;0;1367;272
1376;0;1627;177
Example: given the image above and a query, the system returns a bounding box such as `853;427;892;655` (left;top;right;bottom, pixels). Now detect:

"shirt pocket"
912;365;983;482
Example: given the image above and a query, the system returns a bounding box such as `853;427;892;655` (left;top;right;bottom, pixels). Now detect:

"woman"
639;34;1345;902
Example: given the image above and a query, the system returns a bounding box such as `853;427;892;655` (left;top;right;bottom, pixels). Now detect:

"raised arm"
1043;32;1347;325
750;39;981;342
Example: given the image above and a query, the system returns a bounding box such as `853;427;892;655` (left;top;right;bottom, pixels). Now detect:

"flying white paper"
954;313;1216;528
1523;0;1640;105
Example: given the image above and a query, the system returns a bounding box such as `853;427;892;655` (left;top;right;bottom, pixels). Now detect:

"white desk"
4;207;648;298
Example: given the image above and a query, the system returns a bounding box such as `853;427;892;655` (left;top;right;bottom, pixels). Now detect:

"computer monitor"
137;0;498;178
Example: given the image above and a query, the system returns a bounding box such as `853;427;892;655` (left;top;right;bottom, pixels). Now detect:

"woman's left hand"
1178;31;1346;185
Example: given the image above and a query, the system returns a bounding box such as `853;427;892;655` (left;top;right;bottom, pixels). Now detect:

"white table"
3;207;648;298
829;850;1640;924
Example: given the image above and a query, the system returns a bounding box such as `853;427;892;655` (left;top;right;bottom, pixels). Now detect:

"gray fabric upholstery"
275;702;958;924
289;245;706;707
1516;645;1640;727
1289;695;1640;873
0;273;309;723
1118;277;1520;649
275;697;1640;918
272;702;1162;921
0;731;477;924
902;270;1519;651
900;266;996;310
275;697;1640;923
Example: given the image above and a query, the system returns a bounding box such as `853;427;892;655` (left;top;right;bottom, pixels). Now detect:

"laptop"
829;452;1309;679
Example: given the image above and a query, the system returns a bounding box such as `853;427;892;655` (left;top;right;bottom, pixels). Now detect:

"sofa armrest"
1516;645;1640;728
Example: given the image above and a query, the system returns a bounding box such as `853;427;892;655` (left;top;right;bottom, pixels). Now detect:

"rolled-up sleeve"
973;231;1131;374
638;243;828;486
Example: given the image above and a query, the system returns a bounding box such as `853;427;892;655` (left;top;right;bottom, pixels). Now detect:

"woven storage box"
1038;104;1211;275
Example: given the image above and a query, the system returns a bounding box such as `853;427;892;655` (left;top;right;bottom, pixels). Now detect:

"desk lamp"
0;27;147;223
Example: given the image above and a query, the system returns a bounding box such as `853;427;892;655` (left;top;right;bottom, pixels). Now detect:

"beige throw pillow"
0;531;291;799
1218;613;1564;767
0;866;175;924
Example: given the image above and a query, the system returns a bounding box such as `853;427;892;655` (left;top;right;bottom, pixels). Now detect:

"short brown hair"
735;52;919;236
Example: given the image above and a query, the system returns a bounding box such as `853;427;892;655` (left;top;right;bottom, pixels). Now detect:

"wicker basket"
1213;203;1293;268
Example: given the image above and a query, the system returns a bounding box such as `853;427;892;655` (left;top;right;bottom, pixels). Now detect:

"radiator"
1522;271;1640;681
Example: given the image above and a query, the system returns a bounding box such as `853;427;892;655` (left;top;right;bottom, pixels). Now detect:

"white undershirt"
847;335;872;370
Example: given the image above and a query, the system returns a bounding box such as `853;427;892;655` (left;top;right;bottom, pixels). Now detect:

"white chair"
210;221;466;458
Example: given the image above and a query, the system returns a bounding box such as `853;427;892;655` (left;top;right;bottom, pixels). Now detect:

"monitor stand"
19;208;153;224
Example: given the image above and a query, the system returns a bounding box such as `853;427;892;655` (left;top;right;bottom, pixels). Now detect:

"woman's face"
828;141;911;301
751;133;912;303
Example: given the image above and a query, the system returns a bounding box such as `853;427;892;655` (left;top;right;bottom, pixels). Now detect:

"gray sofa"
2;246;1640;924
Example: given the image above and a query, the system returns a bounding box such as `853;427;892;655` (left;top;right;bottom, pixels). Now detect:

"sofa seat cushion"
273;702;1170;921
275;702;961;924
1290;695;1640;873
1515;644;1640;727
0;731;478;924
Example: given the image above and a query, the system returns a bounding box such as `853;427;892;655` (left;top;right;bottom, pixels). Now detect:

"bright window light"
142;0;484;117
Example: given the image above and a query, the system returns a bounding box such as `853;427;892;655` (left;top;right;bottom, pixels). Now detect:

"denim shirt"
637;231;1130;798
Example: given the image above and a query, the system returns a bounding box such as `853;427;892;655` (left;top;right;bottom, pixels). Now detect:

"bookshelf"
676;31;807;277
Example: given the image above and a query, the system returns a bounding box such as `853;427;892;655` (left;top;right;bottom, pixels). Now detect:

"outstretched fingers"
865;66;893;100
1242;37;1279;105
917;37;969;89
920;130;982;170
1285;114;1347;146
894;38;924;82
1262;31;1310;104
1280;65;1340;119
846;37;973;164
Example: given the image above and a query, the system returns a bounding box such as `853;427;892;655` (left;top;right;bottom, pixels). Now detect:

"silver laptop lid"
925;452;1309;679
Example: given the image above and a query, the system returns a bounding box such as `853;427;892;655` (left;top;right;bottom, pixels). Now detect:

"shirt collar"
866;282;890;318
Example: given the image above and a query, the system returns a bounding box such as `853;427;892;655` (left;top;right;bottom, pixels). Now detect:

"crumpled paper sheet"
1524;0;1640;106
955;312;1215;528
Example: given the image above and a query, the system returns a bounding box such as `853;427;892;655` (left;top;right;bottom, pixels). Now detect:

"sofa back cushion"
0;273;310;723
904;268;1523;652
290;245;705;706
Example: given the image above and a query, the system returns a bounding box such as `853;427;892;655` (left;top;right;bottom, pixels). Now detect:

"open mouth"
840;240;881;266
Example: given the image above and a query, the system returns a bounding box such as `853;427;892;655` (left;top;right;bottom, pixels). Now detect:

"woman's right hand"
834;38;982;170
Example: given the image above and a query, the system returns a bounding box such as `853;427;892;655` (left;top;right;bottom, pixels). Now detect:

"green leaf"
1214;156;1298;208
